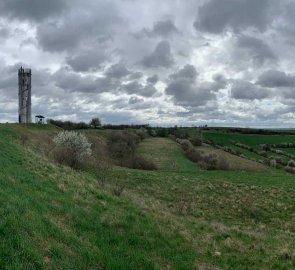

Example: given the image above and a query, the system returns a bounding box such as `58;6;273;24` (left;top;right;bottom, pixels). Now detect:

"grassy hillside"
1;124;295;269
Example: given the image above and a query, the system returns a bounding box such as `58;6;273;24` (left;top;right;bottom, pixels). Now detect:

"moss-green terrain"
204;131;295;165
1;124;295;269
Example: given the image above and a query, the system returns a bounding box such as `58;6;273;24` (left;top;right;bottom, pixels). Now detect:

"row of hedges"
205;140;265;165
264;143;295;149
270;148;295;160
191;138;295;174
48;118;150;131
232;142;295;174
175;139;230;171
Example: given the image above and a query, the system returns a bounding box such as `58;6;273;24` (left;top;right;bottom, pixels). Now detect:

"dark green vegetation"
204;131;295;168
204;132;295;149
1;124;295;269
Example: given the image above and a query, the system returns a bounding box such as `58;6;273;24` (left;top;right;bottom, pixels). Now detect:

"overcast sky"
1;0;295;127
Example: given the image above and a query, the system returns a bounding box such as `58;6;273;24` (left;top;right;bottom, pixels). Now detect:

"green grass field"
204;132;295;149
1;124;295;269
204;131;295;165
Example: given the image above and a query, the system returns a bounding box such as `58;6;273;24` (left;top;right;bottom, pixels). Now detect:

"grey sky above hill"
1;0;295;127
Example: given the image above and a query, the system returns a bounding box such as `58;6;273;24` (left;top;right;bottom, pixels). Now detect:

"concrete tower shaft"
18;67;32;123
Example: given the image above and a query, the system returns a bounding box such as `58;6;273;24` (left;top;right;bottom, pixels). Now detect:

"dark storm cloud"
146;75;159;85
142;40;174;68
236;35;276;65
105;63;131;79
0;26;9;39
170;64;198;82
0;0;65;22
36;1;121;52
257;70;295;88
66;50;107;72
231;80;272;100
165;65;226;107
129;72;143;80
53;68;99;93
121;81;157;97
280;88;295;100
129;96;144;105
152;19;179;37
95;77;120;93
134;19;179;39
194;0;275;33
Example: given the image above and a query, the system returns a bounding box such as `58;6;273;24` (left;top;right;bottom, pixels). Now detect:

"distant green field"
203;131;295;168
204;132;295;149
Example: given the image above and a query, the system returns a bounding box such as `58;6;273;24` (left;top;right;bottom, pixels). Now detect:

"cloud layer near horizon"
1;0;295;127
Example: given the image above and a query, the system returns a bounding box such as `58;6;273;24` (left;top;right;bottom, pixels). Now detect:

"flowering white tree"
53;131;92;168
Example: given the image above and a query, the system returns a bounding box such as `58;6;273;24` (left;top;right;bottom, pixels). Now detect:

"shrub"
108;132;140;158
173;129;189;139
156;128;168;137
135;128;148;140
285;166;295;174
185;148;203;163
185;148;228;170
269;159;277;168
48;119;89;130
258;151;268;157
200;154;218;170
148;129;157;137
179;139;193;151
53;131;92;168
107;131;156;170
109;141;133;159
261;144;271;151
287;160;295;168
190;137;202;147
123;156;157;171
218;158;230;170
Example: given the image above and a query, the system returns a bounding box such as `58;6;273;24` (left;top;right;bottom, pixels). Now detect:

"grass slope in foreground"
1;124;295;269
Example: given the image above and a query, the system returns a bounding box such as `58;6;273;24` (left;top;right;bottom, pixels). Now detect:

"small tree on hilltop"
90;117;101;129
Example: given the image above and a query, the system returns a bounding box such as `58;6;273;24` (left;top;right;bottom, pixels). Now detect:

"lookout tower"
18;67;32;123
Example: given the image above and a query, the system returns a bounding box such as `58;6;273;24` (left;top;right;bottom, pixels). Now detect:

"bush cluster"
285;166;295;174
108;132;140;159
205;141;268;165
48;119;89;130
285;160;295;174
121;156;157;171
185;148;229;170
271;143;295;148
176;139;193;151
53;131;92;168
175;139;229;170
107;131;157;170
